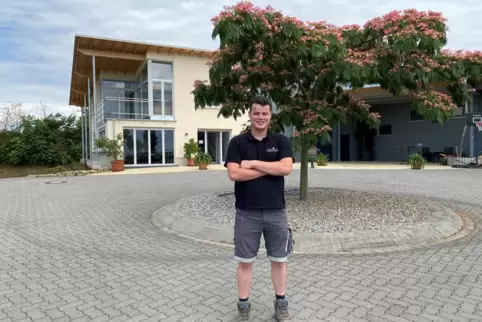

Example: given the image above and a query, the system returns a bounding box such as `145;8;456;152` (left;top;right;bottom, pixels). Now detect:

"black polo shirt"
224;131;294;210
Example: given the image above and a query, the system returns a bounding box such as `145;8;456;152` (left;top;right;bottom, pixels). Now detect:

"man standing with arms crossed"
224;95;294;321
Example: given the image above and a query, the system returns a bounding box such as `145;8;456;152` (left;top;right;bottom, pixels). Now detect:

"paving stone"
1;169;482;321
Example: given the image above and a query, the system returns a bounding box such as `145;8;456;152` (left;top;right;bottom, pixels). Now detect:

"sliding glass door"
197;130;231;164
123;128;175;166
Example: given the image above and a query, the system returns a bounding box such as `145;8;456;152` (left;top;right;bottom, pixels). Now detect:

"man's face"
249;103;271;131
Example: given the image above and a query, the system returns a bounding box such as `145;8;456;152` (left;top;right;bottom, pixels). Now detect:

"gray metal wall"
334;93;482;162
281;92;482;162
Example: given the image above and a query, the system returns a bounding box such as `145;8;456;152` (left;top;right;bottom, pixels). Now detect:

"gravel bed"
173;188;435;233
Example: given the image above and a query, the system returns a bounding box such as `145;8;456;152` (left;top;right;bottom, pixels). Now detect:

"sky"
1;0;482;117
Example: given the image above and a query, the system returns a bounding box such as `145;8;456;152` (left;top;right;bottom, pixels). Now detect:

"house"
69;34;482;168
69;34;248;169
322;84;482;163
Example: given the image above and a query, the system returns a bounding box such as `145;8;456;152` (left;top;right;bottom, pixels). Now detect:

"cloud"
1;0;482;117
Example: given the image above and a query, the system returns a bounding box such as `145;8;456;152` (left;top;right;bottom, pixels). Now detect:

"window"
151;62;173;80
409;109;424;122
150;61;174;118
153;82;173;116
123;128;175;165
378;124;392;136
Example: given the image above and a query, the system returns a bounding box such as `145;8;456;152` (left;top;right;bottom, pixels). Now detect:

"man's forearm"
252;161;292;176
230;168;266;181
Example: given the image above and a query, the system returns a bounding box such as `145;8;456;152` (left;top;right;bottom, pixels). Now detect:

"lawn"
0;163;89;179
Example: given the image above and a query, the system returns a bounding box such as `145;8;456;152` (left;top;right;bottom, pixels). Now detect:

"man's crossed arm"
226;158;293;182
224;135;294;182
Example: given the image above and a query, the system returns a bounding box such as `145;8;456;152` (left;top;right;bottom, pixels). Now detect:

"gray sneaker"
237;301;251;321
274;299;291;321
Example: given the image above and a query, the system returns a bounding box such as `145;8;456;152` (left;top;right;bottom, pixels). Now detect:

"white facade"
87;48;249;168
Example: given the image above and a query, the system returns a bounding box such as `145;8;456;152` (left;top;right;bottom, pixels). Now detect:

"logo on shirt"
266;147;278;153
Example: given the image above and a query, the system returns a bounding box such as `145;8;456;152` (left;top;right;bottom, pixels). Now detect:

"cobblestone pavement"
1;169;481;322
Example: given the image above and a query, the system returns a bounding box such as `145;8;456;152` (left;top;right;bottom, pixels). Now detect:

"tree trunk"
299;139;309;201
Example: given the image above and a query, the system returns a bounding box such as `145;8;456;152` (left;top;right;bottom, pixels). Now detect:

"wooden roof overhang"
68;34;212;107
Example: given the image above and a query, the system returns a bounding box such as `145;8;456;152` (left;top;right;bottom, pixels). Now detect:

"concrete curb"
150;199;475;255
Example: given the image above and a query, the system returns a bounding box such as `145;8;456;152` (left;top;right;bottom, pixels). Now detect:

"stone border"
150;195;475;255
28;169;103;178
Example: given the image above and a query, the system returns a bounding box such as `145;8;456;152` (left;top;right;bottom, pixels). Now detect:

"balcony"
96;96;150;126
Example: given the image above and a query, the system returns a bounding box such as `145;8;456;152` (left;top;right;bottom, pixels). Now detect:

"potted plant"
315;153;328;166
408;153;425;170
194;151;212;170
183;138;198;166
95;133;125;172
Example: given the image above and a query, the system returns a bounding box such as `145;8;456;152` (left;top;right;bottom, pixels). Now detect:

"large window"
123;128;175;165
151;61;174;119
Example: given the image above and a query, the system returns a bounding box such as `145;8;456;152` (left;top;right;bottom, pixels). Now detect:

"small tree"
192;2;482;200
183;138;199;160
0;102;25;132
95;133;124;161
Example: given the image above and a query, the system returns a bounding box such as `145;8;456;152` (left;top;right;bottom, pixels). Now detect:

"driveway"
0;169;481;321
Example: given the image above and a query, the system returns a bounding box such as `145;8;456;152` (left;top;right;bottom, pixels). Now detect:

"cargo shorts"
233;208;294;263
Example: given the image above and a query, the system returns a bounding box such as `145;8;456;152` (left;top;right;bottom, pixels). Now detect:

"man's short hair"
249;95;272;111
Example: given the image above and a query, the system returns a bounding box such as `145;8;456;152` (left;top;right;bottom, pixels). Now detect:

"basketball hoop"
477;122;482;132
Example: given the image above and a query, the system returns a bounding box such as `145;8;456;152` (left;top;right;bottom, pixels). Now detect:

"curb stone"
150;199;475;255
28;170;104;178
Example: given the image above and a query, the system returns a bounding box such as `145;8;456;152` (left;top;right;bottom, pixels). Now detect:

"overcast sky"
1;0;481;116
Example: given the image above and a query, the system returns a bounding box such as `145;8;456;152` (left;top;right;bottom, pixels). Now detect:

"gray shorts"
234;208;294;263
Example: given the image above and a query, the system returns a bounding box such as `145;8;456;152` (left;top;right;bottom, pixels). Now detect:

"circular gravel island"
151;188;473;255
174;188;434;233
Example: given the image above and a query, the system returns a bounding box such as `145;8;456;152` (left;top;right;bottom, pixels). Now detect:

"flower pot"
317;161;327;166
111;160;125;172
187;158;195;166
198;162;208;170
411;162;423;169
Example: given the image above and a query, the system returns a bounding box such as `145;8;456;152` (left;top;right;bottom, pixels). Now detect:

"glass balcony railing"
97;96;150;125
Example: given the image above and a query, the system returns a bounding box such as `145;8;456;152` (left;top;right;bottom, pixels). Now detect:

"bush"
0;113;84;166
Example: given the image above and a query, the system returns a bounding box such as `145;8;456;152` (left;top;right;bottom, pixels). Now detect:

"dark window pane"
379;124;392;135
135;130;149;164
123;129;134;165
409;109;423;121
150;131;163;164
222;131;230;162
164;130;174;164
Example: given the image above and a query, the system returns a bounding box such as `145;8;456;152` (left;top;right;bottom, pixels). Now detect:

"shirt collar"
247;129;273;142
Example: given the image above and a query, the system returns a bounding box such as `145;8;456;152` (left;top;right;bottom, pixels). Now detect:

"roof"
68;34;213;107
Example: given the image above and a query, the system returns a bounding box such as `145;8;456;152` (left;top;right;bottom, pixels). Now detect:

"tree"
0;102;26;132
36;101;49;118
192;2;482;200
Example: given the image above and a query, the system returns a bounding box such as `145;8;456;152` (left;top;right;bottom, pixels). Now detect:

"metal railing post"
92;55;98;162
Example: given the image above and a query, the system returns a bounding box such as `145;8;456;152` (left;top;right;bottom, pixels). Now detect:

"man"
224;95;294;321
